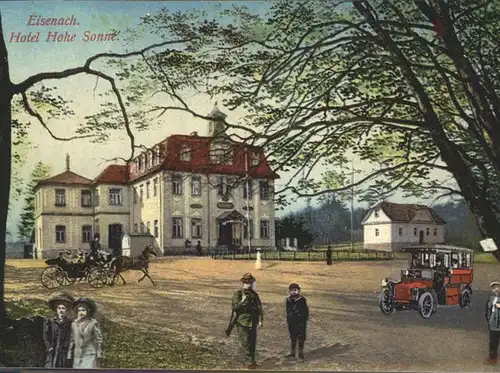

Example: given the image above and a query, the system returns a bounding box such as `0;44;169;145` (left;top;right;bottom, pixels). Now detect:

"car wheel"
418;291;434;319
379;290;395;315
459;288;471;308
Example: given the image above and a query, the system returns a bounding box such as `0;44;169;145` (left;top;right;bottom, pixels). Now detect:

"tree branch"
21;92;96;142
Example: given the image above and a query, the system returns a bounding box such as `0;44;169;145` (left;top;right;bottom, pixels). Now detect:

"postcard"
1;0;499;371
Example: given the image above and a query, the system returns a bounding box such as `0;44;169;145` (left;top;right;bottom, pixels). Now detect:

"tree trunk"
0;12;12;326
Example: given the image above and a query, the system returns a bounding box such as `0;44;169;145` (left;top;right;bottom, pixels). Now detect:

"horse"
109;244;157;286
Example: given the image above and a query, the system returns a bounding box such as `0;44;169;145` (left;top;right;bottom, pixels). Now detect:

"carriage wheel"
107;269;117;286
58;272;77;286
87;268;108;288
41;266;62;289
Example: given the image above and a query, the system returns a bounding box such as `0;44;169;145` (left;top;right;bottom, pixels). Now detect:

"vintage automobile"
379;245;473;319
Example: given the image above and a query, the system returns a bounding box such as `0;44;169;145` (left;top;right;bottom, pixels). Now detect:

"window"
426;227;430;236
413;227;417;236
133;187;138;204
55;225;66;243
94;190;99;206
260;220;269;239
140;185;144;202
147;221;151;233
251;151;259;166
375;228;380;237
146;182;150;199
374;210;379;218
55;189;66;206
180;145;191;161
243;179;253;199
138;157;143;171
243;219;254;239
210;143;224;163
154;219;159;238
152;151;157;166
81;190;92;207
82;225;92;243
134;223;138;233
140;222;145;233
191;176;201;196
145;153;149;169
172;217;183;238
259;180;270;200
217;176;225;196
109;188;122;205
434;228;438;236
172;174;183;195
191;218;202;238
398;227;403;236
153;178;158;197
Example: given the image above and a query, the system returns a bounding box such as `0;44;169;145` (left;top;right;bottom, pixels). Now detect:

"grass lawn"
2;299;229;369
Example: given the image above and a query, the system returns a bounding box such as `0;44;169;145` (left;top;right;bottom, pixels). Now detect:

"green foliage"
16;162;51;242
275;214;313;247
111;0;500;217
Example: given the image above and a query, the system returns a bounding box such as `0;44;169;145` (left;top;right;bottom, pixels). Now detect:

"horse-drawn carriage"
40;249;113;289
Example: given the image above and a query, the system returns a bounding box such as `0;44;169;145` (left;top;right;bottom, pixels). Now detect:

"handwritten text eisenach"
9;14;117;43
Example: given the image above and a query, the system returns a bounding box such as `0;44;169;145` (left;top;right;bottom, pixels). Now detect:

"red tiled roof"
37;171;92;186
376;201;446;224
129;134;279;182
37;134;279;187
93;164;128;185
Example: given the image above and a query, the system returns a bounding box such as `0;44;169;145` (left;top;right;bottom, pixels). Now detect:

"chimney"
66;154;70;171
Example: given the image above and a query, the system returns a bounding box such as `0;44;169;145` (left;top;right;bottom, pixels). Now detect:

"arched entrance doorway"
217;210;246;249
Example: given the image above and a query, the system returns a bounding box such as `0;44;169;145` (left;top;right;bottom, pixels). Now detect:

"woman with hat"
67;298;104;368
43;291;75;368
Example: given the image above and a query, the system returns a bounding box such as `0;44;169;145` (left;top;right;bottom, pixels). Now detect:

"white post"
286;237;290;249
244;146;251;253
350;157;355;252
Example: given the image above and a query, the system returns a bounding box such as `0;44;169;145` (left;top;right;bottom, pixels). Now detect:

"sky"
2;1;450;240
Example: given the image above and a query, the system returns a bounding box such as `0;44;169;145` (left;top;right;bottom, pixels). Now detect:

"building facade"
34;108;279;258
362;201;446;251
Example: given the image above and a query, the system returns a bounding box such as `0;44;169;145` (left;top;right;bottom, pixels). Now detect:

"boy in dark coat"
286;283;309;360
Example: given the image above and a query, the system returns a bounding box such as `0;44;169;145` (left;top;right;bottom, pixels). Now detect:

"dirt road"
5;257;500;371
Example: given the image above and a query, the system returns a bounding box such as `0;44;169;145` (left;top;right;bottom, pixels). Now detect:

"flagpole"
244;146;251;254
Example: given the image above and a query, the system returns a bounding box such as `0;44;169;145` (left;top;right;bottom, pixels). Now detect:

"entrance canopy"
217;210;247;224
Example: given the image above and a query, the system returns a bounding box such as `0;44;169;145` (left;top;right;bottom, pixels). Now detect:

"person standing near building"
285;283;309;361
326;245;333;266
486;282;500;365
230;273;263;369
195;240;202;256
255;248;262;270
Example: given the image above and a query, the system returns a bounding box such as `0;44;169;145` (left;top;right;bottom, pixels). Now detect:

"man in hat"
486;282;500;364
230;272;263;369
43;291;75;368
286;283;309;360
89;233;102;261
68;298;103;368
